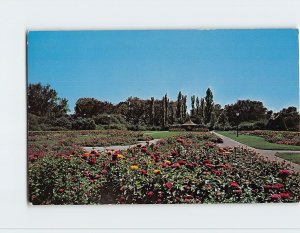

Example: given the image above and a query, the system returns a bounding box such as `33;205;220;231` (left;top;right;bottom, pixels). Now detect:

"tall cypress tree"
176;91;182;120
183;95;187;120
191;95;196;117
204;88;214;124
196;97;200;116
164;94;169;126
150;97;155;126
200;98;205;124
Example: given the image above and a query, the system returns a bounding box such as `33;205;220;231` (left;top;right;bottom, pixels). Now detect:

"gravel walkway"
213;131;300;173
83;139;161;152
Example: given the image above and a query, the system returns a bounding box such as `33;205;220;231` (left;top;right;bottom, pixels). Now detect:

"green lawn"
216;131;300;151
275;153;300;165
143;131;187;139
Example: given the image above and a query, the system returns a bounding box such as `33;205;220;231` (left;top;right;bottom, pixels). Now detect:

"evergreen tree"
204;88;214;124
200;98;205;124
150;97;155;126
176;91;182;120
191;95;196;117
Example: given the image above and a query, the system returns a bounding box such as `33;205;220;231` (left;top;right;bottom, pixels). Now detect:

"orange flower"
130;165;139;170
117;154;125;159
153;169;161;174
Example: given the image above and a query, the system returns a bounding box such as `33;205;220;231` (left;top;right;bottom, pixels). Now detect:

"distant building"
169;119;208;131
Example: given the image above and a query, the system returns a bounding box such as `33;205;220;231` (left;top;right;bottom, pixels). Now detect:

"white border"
0;0;299;231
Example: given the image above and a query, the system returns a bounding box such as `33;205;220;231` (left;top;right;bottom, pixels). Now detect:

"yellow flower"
130;165;139;170
164;160;171;165
153;169;161;174
117;154;125;159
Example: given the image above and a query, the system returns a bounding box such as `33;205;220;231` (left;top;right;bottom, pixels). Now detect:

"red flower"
137;144;142;148
212;170;222;176
279;193;291;199
233;190;242;194
272;183;284;190
88;157;97;165
229;182;240;188
177;159;186;165
118;196;126;203
271;194;281;200
58;188;64;193
185;163;194;168
141;169;147;175
264;183;285;190
101;170;107;174
205;163;215;168
171;151;178;156
176;138;184;143
279;169;291;176
171;163;180;169
147;191;154;197
165;182;173;189
141;147;147;153
204;159;212;164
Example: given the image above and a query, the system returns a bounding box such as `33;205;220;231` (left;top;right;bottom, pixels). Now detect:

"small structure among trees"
169;119;207;131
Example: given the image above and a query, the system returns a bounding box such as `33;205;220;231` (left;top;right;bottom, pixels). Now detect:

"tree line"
27;83;299;131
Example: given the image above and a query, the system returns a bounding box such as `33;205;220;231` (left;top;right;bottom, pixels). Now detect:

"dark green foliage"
204;88;214;124
28;83;69;117
71;118;96;130
225;100;267;126
54;117;72;130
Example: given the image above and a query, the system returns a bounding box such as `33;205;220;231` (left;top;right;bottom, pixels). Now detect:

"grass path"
143;131;186;139
213;131;300;172
215;131;300;151
275;152;300;165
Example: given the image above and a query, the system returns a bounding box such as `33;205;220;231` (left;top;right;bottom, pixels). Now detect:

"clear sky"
27;29;299;113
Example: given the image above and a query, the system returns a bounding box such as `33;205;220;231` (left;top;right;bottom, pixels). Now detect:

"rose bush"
28;132;300;204
240;130;300;146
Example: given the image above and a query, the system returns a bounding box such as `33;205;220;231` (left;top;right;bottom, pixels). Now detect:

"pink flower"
177;159;186;165
271;194;281;200
58;188;65;193
212;170;222;176
279;169;291;176
229;182;240;188
147;191;154;197
171;163;180;169
233;190;242;194
279;193;291;199
165;182;173;189
176;138;184;143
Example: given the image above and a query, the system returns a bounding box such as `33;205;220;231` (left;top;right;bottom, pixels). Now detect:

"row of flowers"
240;130;300;146
28;132;300;204
28;129;153;148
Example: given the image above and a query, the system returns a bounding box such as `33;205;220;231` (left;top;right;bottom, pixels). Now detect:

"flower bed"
28;133;300;204
28;130;153;147
240;130;300;146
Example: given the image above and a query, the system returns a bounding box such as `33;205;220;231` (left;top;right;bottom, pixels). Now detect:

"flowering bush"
240;130;300;146
28;132;300;204
28;130;153;147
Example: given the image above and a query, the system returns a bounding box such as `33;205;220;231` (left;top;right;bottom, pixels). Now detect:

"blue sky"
27;29;299;113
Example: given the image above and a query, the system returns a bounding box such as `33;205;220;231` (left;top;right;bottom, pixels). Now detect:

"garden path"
213;131;300;173
83;139;161;152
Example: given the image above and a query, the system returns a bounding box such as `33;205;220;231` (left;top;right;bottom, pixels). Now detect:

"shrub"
104;124;127;130
71;118;96;130
127;124;147;131
28;155;107;204
53;117;72;130
93;114;126;125
28;113;42;131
